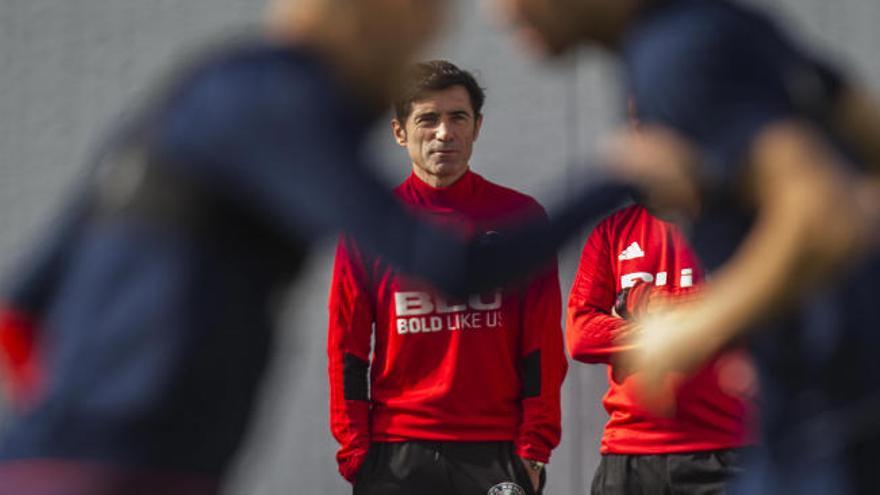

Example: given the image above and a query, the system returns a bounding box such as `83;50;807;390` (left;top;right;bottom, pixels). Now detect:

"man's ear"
473;114;484;142
392;119;408;147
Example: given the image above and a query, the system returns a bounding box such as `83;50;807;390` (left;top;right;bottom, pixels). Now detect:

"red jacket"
328;171;567;481
567;204;752;454
0;306;42;409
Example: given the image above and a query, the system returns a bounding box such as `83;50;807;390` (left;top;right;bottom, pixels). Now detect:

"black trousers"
591;449;749;495
353;441;545;495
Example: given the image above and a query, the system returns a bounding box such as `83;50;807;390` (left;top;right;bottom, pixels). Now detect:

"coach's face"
393;85;483;188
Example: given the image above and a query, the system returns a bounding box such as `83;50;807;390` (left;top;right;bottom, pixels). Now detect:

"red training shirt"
0;306;43;409
567;204;753;454
328;171;567;481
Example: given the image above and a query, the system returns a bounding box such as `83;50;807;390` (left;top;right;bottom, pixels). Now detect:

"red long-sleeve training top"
567;204;753;454
328;171;567;481
0;306;42;408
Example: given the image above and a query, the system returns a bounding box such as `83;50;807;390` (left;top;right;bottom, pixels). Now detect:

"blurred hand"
620;302;723;416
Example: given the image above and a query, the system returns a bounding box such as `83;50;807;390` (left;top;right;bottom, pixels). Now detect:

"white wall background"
1;1;879;493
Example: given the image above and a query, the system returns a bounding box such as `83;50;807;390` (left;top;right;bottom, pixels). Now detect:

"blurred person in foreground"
329;60;565;495
0;0;635;493
495;0;880;492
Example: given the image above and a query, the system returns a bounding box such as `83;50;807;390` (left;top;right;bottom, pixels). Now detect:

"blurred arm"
633;122;876;381
159;58;632;298
515;222;567;464
0;186;94;408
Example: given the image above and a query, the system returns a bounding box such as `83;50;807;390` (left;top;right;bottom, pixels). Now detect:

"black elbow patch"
521;350;541;398
343;353;370;401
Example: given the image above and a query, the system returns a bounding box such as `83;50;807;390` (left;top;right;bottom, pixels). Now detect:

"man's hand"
613;281;659;320
518;457;541;493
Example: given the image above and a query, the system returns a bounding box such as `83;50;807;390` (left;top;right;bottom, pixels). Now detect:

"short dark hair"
393;60;486;123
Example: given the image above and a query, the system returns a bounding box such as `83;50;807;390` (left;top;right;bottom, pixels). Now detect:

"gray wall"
1;1;879;494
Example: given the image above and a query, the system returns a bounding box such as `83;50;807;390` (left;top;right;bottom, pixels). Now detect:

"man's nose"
435;120;454;141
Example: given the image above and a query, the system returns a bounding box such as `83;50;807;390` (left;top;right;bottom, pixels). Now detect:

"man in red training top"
567;201;755;493
328;60;567;495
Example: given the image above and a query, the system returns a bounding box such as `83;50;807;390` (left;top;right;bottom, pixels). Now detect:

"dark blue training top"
0;40;629;474
623;0;880;489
